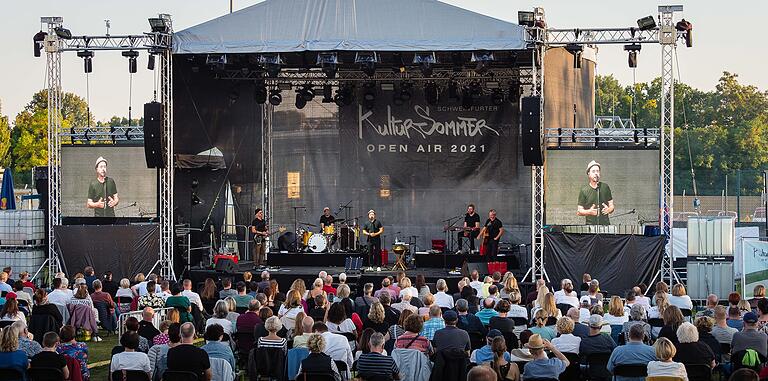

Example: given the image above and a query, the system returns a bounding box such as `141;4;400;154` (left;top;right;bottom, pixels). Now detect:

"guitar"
254;225;287;244
479;226;490;256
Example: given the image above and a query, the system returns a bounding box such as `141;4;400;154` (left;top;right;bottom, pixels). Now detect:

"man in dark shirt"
567;308;590;338
362;210;384;267
459;204;481;254
357;332;401;380
579;315;616;359
433;310;471;353
319;207;336;231
137;308;161;344
251;208;268;265
31;332;69;379
577;160;614;225
167;323;212;381
479;209;503;260
456;299;485;335
87;156;119;217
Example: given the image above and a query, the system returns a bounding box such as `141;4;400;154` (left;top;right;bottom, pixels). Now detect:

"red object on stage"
213;254;239;265
487;261;507;275
381;249;389;265
431;239;446;252
479;244;486;256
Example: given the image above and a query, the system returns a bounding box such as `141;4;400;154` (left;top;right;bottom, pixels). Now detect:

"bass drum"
277;232;298;252
308;234;328;253
339;227;357;251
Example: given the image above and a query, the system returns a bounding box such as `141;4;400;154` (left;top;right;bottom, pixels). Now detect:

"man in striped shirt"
357;332;400;380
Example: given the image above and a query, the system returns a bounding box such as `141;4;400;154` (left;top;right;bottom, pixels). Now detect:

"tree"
0;100;10;166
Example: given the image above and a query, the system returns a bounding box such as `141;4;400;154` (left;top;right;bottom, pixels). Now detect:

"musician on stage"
250;208;268;266
458;204;481;253
479;209;504;260
320;207;337;247
86;156;119;217
362;209;384;267
577;160;614;225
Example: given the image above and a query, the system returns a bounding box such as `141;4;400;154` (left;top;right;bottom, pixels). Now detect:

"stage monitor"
544;149;660;226
61;146;158;218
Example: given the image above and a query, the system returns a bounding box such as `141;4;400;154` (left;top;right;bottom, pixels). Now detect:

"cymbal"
333;218;346;223
299;222;318;227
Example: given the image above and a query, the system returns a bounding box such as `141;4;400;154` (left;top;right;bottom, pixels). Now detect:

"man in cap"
578;314;617;358
577;160;613;225
86;156;119;217
521;334;570;380
362;209;384;268
470;329;509;364
732;311;768;358
433;310;471;354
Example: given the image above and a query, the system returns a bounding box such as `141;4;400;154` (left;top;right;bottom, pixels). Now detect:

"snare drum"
323;225;336;235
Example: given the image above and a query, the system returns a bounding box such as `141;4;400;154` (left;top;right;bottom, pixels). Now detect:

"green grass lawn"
85;333;120;380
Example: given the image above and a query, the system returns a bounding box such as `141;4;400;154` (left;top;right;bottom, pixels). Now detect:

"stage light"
147;54;155;70
508;82;520;104
391;52;406;73
565;44;583;69
471;51;495;74
295;92;307;109
334;85;354;107
399;83;412;102
148;17;169;33
269;89;282;106
491;89;504;105
258;54;282;78
413;52;436;77
362;82;376;110
424;82;438;105
121;50;139;73
451;52;464;72
33;31;47;57
637;16;656;31
676;19;693;48
317;52;339;79
228;88;240;105
299;84;315;102
253;83;267;104
355;52;378;77
77;50;94;73
518;11;535;27
447;81;459;100
624;44;641;68
54;26;72;39
322;84;334;103
461;86;473;109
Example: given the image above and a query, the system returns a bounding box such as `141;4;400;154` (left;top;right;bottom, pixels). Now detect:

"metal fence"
117;307;174;337
675;169;766;223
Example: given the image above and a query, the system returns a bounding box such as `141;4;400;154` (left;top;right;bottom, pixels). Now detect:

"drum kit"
292;217;361;253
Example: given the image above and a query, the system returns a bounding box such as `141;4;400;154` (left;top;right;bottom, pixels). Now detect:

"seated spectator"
309;293;328;322
529;309;556;341
551;317;580;354
363;302;389;334
532;292;562;323
378;293;401;328
47;277;73;306
30;332;69;379
699;294;719;318
475;298;498;326
297;333;342;381
313;322;353;372
138;280;165;310
578;297;592;323
732;312;768;358
579;275;591;292
164;283;193;324
258;316;288;353
100;272;118;298
138;307;162;344
711;305;737;345
201;323;236;373
623;291;639;315
566;307;590;338
57;325;90;380
525;279;546;307
123;316;150;353
658;305;684;346
181;279;204;313
111;332;152;378
398;277;418;299
607;324;657;381
647;337;688;379
218;278;237;300
293;316;315;349
418;293;435;317
0;296;24;321
727;306;744;330
257;271;271;293
456;299;485;335
467;365;498;381
386;309;412;342
236;299;262;334
233;281;254;309
153;320;172;346
585;280;604;308
372;278;395;300
115;278;134;299
18;271;35;292
507;289;528;318
620;304;651;344
278;290;305;330
167;322;211;381
147;322;181;380
756;298;768;331
395;314;433;356
391;293;418;314
0;324;28;376
749;285;766;310
648;291;669;320
489;336;520;381
356;328;383;361
434;279;454;309
633;284;651;308
12;281;32;308
90;280;116;317
604;296;629;325
694;316;721;360
13;320;41;359
322;275;337;297
471;329;508;364
579;315;616;358
499;273;519;300
223;297;240;328
0;271;12;293
31;288;64;328
355;283;378;311
326;302;356;336
357;332;399;380
206;300;234;336
488;300;517;345
521;334;570;380
730;368;759;381
433;310;470;353
420;304;445;340
669;283;693;310
199;278;218;314
553;279;579;308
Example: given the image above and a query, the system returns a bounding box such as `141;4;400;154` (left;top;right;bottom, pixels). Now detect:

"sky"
1;0;765;122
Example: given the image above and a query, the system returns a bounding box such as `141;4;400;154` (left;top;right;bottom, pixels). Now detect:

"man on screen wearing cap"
362;210;384;268
577;160;614;225
86;156;119;217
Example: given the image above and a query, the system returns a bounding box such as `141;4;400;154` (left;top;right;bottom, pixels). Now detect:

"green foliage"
0;101;11;167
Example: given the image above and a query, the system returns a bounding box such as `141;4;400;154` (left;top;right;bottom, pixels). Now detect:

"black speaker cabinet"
521;96;543;166
143;102;165;168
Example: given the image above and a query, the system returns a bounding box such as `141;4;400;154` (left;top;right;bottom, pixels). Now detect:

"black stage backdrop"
543;233;665;295
55;225;159;281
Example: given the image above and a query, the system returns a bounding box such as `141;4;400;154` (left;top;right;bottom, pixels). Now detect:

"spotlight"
565;44;583;69
295;92;307;109
121;50;139;73
148;17;169;33
451;52;464;72
391;52;406;73
491;89;504;105
461;86;473;109
334;85;354;107
624;44;641;68
258;54;282;78
269;89;282;106
228;88;240;105
471;51;495;74
424;82;439;105
322;84;334;103
508;83;520;104
362;82;376;110
77;50;94;73
147;50;161;70
413;53;437;77
676;19;693;47
253;83;267;104
447;81;459;100
317;52;339;79
33;31;47;57
355;52;378;77
399;83;412;102
192;193;203;206
637;16;656;31
299;84;315;102
54;26;72;39
518;11;535;27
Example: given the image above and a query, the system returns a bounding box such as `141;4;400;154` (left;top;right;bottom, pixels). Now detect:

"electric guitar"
254;225;287;244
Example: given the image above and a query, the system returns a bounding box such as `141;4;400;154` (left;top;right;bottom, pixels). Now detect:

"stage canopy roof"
173;0;527;54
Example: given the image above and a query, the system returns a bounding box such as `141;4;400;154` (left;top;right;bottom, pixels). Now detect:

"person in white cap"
362;209;383;268
319;207;337;247
86;156;119;217
576;160;613;225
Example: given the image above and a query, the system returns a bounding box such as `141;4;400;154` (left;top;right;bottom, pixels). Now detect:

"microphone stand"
291;206;306;252
442;214;463;271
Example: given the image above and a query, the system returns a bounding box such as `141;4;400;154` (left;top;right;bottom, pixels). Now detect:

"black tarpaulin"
543;232;665;295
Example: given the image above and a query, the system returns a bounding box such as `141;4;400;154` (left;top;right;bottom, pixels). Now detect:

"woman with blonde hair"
604;296;628;325
491;336;520;381
669;283;693;310
647;337;688;379
419;293;435;317
290;278;308;298
659;305;684;345
398;277;418;299
307;278;326;310
551;316;581;354
500;273;519;300
533;286;548;309
529;309;556;341
649;291;670;322
363;302;389;334
0;325;28;375
297;334;342;380
279;289;305;330
532;293;561;323
115;278;134;299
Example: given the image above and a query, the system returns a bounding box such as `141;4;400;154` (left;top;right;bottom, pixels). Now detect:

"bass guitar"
254;225;287;244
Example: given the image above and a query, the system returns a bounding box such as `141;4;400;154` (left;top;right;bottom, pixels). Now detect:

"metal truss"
545;28;659;45
544;127;660;146
59;126;144;142
41;15;174;282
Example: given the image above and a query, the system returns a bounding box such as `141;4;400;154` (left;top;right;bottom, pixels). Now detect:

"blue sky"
1;0;764;121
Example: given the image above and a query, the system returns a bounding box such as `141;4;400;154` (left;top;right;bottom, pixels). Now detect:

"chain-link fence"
675;169;766;223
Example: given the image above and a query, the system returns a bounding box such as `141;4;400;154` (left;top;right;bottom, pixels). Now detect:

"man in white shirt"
314;322;353;372
110;331;152;377
469;270;484;296
47;278;73;306
434;279;454;309
391;293;418;314
158;280;172;301
182;279;204;312
553;279;579;308
134;274;162;297
633;285;651;308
